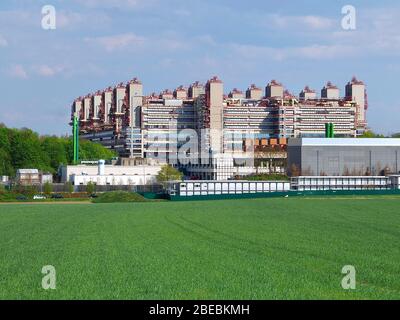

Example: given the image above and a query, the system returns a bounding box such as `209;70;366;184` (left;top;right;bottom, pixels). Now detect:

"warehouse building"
15;169;53;185
287;138;400;176
59;161;162;186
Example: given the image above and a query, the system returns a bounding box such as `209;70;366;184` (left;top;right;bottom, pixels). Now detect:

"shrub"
156;165;183;187
86;182;96;195
92;191;148;203
43;182;53;196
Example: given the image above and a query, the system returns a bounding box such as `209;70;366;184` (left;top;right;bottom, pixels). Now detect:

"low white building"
168;180;291;197
60;161;162;186
1;176;9;184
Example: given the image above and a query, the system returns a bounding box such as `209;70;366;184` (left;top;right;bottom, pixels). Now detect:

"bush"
86;182;96;195
43;182;53;196
156;165;183;187
92;191;148;203
0;190;15;202
14;185;38;197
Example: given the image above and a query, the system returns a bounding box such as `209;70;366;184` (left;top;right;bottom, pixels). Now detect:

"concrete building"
294;99;357;138
141;96;197;163
15;169;53;185
287;138;400;176
71;76;368;179
346;77;367;132
265;80;284;98
60;162;162;186
204;76;224;154
188;81;205;99
126;78;143;128
299;86;317;100
321;81;340;99
16;169;40;185
246;84;263;100
1;176;9;184
228;88;244;100
174;86;188;100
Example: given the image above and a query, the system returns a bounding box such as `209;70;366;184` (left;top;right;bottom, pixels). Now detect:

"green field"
0;197;399;300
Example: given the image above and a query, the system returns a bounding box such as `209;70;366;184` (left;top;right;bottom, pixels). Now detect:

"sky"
0;0;399;136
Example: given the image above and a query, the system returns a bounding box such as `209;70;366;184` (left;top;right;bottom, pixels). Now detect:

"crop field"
0;196;399;300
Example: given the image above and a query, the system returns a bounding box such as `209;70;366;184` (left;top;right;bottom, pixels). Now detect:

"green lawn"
0;197;399;300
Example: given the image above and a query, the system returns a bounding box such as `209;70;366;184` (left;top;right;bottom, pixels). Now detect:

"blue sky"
0;0;399;135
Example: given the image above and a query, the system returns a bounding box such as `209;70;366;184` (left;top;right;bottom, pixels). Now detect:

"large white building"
60;161;162;186
71;76;367;171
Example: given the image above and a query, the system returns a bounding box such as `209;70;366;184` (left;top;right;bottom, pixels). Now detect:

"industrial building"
15;169;53;185
59;160;162;186
287;138;400;176
70;76;368;175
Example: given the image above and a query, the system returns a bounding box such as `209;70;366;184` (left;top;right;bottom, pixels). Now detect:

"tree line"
360;130;400;138
0;124;116;177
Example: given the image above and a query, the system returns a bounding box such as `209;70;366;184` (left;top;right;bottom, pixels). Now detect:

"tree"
79;140;116;162
10;128;49;172
360;130;385;138
86;182;96;195
391;132;400;138
43;182;53;196
0;125;117;177
0;127;13;176
41;136;68;172
156;165;183;187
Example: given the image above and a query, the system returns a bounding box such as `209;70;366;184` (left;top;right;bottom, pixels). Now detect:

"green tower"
73;115;79;164
325;123;335;138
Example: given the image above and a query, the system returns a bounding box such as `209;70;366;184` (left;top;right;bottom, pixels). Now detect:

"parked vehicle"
16;195;27;201
51;194;64;199
33;195;46;200
89;193;99;198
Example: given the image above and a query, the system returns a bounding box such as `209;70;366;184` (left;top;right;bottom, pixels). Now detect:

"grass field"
0;196;399;300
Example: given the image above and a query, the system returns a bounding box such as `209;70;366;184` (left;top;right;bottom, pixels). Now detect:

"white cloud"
57;11;111;30
259;14;335;31
33;65;65;77
84;32;189;53
231;43;357;61
76;0;155;10
0;35;8;47
9;65;28;79
85;33;145;52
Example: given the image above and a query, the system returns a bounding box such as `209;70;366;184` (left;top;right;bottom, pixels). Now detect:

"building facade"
287;138;400;176
71;77;368;169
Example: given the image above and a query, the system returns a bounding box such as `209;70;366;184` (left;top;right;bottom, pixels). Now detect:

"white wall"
72;174;157;186
61;165;162;184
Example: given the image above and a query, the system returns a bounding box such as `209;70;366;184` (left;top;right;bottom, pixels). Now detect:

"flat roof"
288;138;400;147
